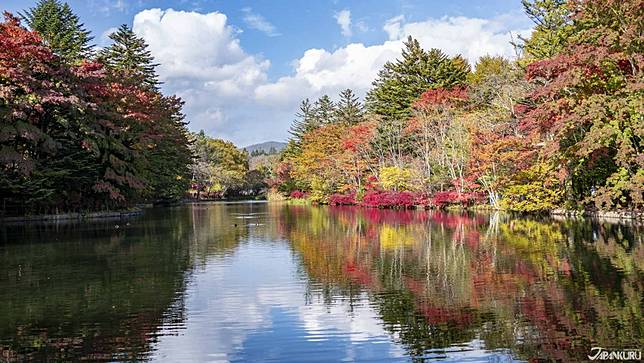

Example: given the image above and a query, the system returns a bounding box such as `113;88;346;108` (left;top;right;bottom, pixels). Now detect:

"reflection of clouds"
148;241;407;362
149;234;517;362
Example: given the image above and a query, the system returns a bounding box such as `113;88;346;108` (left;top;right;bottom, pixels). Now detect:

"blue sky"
3;0;533;146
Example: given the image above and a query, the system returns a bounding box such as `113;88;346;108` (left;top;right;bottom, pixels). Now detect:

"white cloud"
132;8;271;142
242;7;281;37
334;9;352;37
384;14;531;65
383;15;405;40
256;13;531;114
131;8;531;145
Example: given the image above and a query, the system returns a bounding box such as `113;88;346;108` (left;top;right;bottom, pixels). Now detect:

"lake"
0;202;642;362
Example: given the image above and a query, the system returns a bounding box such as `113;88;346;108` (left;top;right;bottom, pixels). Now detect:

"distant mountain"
244;141;287;155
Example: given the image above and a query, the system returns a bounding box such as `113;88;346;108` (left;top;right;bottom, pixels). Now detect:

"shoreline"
1;201;641;225
0;208;143;223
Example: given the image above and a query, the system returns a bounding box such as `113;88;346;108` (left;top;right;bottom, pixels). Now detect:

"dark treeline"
272;0;642;213
0;0;192;216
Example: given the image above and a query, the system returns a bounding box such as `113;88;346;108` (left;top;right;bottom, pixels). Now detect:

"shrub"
329;192;357;205
289;190;308;199
432;191;483;208
360;190;420;209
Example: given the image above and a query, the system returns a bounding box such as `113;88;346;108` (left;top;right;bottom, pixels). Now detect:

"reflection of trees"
278;205;643;361
0;204;249;361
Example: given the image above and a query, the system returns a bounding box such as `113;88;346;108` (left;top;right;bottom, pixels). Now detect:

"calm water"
0;203;642;362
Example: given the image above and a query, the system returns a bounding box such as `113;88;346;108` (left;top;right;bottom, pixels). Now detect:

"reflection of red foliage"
343;261;372;285
404;277;474;327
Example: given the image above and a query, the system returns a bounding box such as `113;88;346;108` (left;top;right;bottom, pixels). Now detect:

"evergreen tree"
365;36;470;120
21;0;93;63
98;24;159;88
314;95;336;124
289;99;319;143
335;89;364;126
517;0;574;60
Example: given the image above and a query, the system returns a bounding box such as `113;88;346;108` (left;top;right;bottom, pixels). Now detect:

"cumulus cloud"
131;7;531;145
382;13;531;65
334;9;352;37
132;8;270;142
256;13;531;115
241;7;281;37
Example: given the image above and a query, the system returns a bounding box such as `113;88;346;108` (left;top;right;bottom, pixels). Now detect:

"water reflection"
0;203;641;361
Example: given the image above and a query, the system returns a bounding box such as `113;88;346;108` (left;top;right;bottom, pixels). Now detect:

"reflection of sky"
148;237;520;362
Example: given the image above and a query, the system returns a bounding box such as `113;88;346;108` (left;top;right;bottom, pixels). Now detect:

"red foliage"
328;191;357;205
432;191;483;207
413;86;469;109
289;190;308;199
360;190;421;209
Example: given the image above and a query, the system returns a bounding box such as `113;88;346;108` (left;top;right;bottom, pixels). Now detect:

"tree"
290;124;348;202
366;36;470;120
517;0;574;60
365;37;470;169
98;24;159;89
190;132;249;198
98;23;191;202
467;56;532;207
21;0;93;63
314;95;336;124
289;98;319;145
408;87;471;193
335;89;363;126
520;0;643;210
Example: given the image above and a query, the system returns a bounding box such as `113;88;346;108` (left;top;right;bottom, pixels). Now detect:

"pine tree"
365;36;470;120
289;99;319;143
98;24;159;88
335;89;363;126
21;0;93;63
314;95;336;124
517;0;574;60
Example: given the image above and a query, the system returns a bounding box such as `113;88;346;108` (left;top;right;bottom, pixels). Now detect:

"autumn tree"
467;56;532;207
520;0;643;210
408;87;471;193
98;23;191;202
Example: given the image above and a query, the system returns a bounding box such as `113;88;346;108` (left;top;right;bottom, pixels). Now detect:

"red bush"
328;192;357;205
432;191;483;207
360;190;421;209
289;190;308;199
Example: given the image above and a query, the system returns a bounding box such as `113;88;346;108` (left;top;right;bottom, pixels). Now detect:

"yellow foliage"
379;166;418;191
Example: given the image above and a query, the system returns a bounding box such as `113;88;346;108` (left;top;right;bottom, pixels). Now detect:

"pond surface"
0;202;642;362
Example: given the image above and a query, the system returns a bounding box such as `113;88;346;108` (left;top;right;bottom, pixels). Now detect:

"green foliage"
288;99;319;146
190;131;249;197
21;0;93;63
334;89;364;126
365;36;470;120
98;24;159;88
517;0;574;61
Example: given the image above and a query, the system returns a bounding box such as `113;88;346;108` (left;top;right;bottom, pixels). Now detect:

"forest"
1;0;642;216
272;0;642;213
